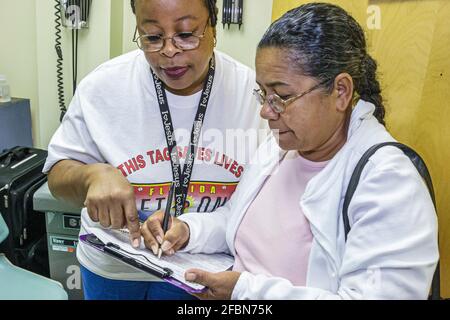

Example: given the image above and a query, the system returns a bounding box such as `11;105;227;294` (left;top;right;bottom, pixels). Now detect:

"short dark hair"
130;0;218;27
258;3;385;125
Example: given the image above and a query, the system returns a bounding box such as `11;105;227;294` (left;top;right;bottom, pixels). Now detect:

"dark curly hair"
258;3;385;125
130;0;218;27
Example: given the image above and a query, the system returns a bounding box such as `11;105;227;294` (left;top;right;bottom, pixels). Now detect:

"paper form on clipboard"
80;226;234;293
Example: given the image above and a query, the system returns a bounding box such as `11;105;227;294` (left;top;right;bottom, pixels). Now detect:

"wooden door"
273;0;450;298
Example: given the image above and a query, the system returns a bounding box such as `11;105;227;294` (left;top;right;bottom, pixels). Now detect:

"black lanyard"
151;57;215;217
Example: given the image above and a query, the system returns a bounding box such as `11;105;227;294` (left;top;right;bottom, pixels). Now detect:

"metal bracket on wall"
60;0;92;29
222;0;244;29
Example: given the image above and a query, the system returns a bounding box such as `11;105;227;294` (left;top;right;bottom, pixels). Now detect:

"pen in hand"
158;182;175;259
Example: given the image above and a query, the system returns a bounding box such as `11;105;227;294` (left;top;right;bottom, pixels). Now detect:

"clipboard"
79;233;207;294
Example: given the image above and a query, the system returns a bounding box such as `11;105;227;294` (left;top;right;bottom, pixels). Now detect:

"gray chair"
0;213;68;300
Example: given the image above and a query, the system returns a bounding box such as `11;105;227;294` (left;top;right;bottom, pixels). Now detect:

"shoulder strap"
342;142;440;299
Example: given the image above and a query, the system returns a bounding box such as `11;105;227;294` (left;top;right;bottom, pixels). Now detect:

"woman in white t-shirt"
44;0;265;300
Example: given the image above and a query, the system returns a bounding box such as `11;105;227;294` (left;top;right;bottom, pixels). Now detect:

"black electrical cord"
55;0;66;122
72;28;78;96
75;29;78;94
55;0;91;121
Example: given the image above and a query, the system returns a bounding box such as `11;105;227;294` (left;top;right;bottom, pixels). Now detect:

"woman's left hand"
185;270;241;300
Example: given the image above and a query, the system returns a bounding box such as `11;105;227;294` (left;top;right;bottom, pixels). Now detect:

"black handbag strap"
342;142;440;299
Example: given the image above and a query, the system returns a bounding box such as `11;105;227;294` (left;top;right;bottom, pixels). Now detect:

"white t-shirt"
43;50;267;281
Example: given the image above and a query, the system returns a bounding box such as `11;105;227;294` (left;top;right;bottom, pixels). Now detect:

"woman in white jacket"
141;3;439;300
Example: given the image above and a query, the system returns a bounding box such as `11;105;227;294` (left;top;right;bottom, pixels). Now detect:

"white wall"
123;0;136;53
216;0;273;69
0;0;40;146
35;1;112;148
0;1;112;148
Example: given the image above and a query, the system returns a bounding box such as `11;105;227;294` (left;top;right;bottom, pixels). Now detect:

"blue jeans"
80;265;197;300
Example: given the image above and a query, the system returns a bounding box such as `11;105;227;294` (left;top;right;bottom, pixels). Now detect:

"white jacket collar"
249;100;378;267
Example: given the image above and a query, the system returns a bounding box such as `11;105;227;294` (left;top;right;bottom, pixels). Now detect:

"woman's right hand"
140;211;190;256
84;163;141;247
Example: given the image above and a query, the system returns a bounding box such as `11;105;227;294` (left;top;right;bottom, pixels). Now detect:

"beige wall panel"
273;0;450;298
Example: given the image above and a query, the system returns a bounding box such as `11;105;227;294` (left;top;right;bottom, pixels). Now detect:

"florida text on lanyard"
151;56;215;217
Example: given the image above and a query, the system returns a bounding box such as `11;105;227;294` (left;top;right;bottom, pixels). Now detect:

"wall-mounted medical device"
222;0;244;29
54;0;92;121
59;0;92;29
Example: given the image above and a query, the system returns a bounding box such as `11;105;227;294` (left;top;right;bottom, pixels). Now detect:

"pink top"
233;151;328;286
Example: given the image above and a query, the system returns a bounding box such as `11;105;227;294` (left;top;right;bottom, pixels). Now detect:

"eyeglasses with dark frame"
133;20;209;53
253;79;330;114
